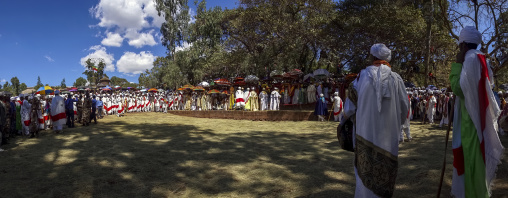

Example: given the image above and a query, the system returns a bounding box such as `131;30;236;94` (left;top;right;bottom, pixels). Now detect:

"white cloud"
44;55;54;62
90;0;165;48
0;79;6;83
175;42;192;52
101;32;124;47
117;51;156;74
125;29;157;48
80;45;115;72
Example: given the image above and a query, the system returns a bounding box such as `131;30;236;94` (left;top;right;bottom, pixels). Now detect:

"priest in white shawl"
427;91;437;124
259;88;269;111
270;87;281;110
449;26;504;198
51;90;66;133
331;92;343;122
235;87;245;109
351;43;408;197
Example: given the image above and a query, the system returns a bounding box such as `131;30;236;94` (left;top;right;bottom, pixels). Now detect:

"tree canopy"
139;0;508;89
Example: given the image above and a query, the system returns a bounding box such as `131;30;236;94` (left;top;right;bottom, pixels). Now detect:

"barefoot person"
449;26;504;198
350;43;408;197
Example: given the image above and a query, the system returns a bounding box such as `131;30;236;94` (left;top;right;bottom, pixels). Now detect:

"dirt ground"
0;112;506;198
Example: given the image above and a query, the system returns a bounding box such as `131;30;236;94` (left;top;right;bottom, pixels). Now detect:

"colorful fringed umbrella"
181;84;195;90
148;88;158;92
36;86;54;95
193;86;205;91
207;89;220;94
214;78;231;86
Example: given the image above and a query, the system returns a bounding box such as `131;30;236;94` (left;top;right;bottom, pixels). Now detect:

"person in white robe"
427;91;437;124
21;95;31;136
331;92;343;122
292;86;299;104
36;95;44;130
270;87;281;110
260;88;269;111
400;92;412;143
235;87;245;109
283;87;289;104
51;90;66;133
307;84;317;103
352;43;408;197
44;96;52;129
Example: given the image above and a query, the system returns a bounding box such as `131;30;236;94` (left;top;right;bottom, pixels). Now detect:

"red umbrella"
207;89;220;94
214;78;231;86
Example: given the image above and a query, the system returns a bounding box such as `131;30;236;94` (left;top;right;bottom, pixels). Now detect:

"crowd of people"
0;26;507;198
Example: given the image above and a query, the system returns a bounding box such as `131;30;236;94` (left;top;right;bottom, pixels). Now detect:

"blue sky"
0;0;238;87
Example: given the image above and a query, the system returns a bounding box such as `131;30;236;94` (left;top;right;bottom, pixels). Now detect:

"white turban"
370;43;391;62
55;90;60;95
458;26;482;45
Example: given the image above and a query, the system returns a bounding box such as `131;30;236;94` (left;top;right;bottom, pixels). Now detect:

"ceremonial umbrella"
303;73;314;81
36;86;54;95
140;88;147;92
288;69;303;76
148;88;158;92
270;70;283;79
245;75;259;83
313;69;330;79
207;89;220;94
214;78;231;86
181;84;195;90
177;88;184;91
221;90;229;95
193;86;205;91
102;87;111;91
198;81;210;87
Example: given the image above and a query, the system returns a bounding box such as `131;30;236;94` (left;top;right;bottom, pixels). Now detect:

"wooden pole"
437;96;454;198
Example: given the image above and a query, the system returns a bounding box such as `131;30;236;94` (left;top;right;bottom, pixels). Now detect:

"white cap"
334;92;339;96
370;43;391;62
458;26;482;45
319;93;324;97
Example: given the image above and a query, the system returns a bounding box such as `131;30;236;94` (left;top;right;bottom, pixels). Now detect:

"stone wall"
168;110;333;121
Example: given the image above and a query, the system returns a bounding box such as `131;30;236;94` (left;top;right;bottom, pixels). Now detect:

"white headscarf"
370;43;391;62
458;26;482;44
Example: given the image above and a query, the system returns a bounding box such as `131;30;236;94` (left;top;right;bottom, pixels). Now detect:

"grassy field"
0;112;507;198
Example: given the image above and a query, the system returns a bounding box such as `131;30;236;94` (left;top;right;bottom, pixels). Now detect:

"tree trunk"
424;0;433;86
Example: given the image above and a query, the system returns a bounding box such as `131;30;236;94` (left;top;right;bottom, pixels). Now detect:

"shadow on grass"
0;118;354;197
1;116;506;198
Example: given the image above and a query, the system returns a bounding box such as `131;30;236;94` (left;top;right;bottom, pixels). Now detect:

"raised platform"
168;110;333;121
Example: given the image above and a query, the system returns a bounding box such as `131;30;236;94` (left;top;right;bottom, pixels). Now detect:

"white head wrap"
319;93;324;97
498;91;503;95
458;26;482;45
55;90;60;95
370;43;391;62
334;92;339;96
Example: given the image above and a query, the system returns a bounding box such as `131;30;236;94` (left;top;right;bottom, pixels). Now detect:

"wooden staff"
437;96;454;198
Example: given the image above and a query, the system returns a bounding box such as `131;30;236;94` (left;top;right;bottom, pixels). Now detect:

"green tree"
34;76;44;91
20;83;27;93
73;77;87;87
60;78;66;89
10;77;20;95
3;82;12;94
155;0;191;59
110;76;129;87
